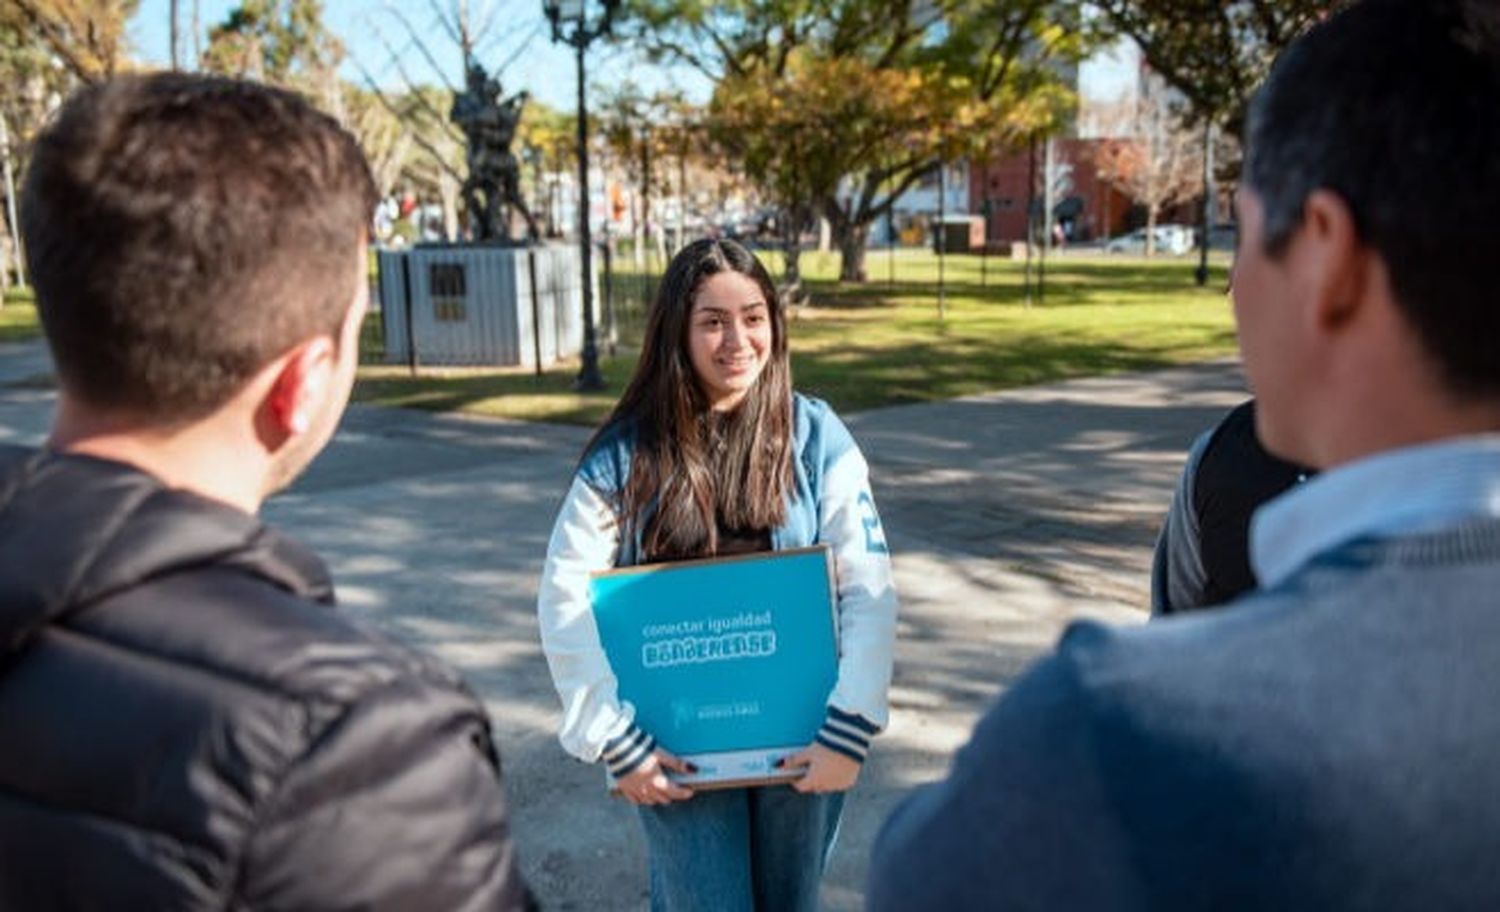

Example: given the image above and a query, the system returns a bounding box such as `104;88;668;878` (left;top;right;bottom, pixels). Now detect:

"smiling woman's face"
686;271;772;412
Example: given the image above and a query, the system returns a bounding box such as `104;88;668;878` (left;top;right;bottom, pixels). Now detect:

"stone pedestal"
376;242;594;368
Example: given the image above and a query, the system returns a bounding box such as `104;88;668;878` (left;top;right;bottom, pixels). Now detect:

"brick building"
967;138;1137;246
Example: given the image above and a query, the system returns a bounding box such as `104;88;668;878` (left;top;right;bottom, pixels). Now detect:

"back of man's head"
1243;0;1500;400
21;73;377;422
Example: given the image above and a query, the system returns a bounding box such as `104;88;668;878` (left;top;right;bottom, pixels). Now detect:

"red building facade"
968;138;1136;246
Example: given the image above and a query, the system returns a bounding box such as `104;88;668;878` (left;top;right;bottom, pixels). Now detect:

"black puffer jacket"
0;446;533;910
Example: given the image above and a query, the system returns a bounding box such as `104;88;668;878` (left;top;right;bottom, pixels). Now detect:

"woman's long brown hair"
584;238;794;560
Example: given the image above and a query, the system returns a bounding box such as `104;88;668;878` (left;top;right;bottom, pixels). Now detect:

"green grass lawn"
356;249;1238;425
0;288;40;343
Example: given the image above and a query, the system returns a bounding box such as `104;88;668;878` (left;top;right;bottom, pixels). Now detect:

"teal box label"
590;546;838;757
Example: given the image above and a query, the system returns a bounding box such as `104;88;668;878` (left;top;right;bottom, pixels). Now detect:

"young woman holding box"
537;238;899;910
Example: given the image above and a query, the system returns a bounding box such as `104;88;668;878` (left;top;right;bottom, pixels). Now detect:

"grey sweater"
871;519;1500;911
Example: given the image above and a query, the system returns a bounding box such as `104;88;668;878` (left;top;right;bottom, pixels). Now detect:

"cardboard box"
590;546;838;789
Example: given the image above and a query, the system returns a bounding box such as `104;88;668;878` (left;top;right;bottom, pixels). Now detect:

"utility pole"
936;161;946;319
1040;135;1055;304
170;0;181;69
1195;119;1215;287
641;126;653;269
1024;135;1036;308
980;196;990;289
887;152;896;287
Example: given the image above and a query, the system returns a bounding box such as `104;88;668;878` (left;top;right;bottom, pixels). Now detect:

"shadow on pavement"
0;351;1249;910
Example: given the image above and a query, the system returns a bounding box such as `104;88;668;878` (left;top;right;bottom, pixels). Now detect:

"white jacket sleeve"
814;441;899;763
536;477;658;776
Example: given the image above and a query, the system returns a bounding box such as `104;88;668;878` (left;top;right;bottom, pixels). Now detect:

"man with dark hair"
870;1;1500;907
0;74;532;909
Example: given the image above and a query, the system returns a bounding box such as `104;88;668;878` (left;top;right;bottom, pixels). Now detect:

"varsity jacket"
537;393;899;778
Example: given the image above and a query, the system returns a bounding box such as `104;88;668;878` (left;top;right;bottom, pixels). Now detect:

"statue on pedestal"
450;60;540;242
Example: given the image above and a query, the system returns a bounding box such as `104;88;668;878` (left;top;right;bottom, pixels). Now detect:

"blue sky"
128;0;709;113
129;2;1130;114
1079;36;1139;104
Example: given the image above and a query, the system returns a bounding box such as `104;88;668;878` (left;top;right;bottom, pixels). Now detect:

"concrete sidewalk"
0;345;1249;909
0;341;51;388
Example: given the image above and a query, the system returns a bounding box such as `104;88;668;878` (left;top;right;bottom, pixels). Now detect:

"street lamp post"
544;0;619;391
936;161;946;320
1196;119;1216;287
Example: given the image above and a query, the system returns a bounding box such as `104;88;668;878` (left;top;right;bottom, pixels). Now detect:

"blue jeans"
637;786;845;912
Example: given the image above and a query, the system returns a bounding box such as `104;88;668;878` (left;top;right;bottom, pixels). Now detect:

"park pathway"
0;341;1249;909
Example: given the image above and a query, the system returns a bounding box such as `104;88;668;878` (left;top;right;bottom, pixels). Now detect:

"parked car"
1156;224;1196;254
1105;224;1194;256
717;207;778;246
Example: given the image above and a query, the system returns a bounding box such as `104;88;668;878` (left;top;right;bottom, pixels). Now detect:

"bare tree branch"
348;55;465;186
703;24;745;80
423;0;464;57
472;0;504;53
379;2;458;91
366;21;464;142
977;1;1046;99
485;20;542;78
862;162;932;223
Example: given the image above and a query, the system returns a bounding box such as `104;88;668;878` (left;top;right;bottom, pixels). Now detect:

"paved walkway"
0;341;1249;909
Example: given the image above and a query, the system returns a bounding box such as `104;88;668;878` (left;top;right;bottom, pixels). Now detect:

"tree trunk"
376;132;411;198
834;221;870;283
640;133;653;268
1025;134;1037;307
170;0;180;69
439;170;460;242
632;190;645;270
0;227;11;299
1145;205;1158;258
1102;185;1111;240
318;65;345;123
675;144;686;254
0;113;22;295
817;217;831;253
780;213;806;307
633;186;645;268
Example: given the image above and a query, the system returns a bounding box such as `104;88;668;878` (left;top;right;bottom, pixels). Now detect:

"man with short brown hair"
0;73;531;909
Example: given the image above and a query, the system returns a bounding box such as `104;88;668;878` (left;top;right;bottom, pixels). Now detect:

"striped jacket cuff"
600;723;656;777
815;706;881;764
